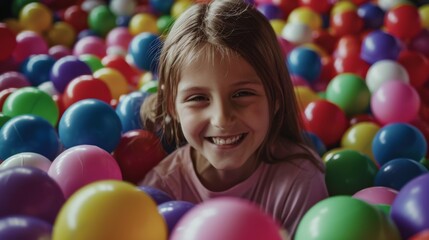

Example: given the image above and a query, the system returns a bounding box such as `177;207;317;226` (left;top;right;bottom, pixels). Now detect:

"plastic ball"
49;45;72;60
73;36;106;59
93;67;129;100
331;1;357;15
102;55;141;86
0;152;51;172
326;73;370;116
138;185;174;205
158;201;195;234
334;54;370;79
353;186;398;205
13;31;48;63
46;21;76;47
78;54;104;72
0;24;17;61
0;216;52;239
372;123;427;166
371;81;420;125
150;0;174;14
129;32;162;72
63;5;89;33
365;59;410;93
397;50;429;88
50;56;92;93
109;0;136;17
0;167;65;223
295;196;401;240
420;4;429;29
287;6;322;30
298;0;331;14
21;54;56;86
0;71;30;91
106;27;133;50
409;29;429;58
52;180;167;240
391;173;429;239
47;145;122;198
303;131;327;156
0;115;61;161
294;85;320;112
324;149;378;196
385;4;422;41
341;122;380;162
170;197;283;240
360;30;403;65
375;158;428;191
257;3;284;20
113;129;167;184
88;5;116;37
171;0;194;18
302;99;349;147
410;230;429;240
281;22;312;45
3;86;59;126
330;10;364;37
287;47;322;84
157;15;175;35
357;3;385;29
115;91;148;132
19;2;52;33
58;99;122;152
129;13;159;36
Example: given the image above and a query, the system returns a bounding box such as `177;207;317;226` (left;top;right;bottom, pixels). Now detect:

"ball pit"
0;0;429;239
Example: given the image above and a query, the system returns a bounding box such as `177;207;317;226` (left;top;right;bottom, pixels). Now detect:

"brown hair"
141;0;323;169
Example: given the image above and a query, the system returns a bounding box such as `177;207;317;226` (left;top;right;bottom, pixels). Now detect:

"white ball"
365;60;410;93
1;152;52;172
377;0;408;11
281;22;313;45
110;0;137;16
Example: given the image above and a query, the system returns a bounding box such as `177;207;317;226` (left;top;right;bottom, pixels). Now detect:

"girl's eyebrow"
177;78;263;93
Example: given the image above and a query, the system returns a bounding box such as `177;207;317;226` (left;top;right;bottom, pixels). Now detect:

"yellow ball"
52;180;168;240
129;13;158;36
47;21;76;47
331;1;357;15
294;86;321;112
419;4;429;29
341;122;380;163
19;2;53;33
93;68;130;100
171;0;193;18
287;7;322;30
270;19;286;36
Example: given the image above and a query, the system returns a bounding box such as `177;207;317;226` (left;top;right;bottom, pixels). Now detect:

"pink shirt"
141;142;328;235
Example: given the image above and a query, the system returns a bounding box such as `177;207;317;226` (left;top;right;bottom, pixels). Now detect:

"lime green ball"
157;15;175;35
324;149;378;196
79;54;104;72
295;196;401;240
3;87;59;126
88;5;117;37
326;73;370;116
0;113;11;128
140;80;158;94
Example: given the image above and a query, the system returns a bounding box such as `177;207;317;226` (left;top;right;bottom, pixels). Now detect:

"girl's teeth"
212;135;241;145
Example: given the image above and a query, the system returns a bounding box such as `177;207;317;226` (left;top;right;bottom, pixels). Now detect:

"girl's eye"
233;90;255;98
186;95;208;102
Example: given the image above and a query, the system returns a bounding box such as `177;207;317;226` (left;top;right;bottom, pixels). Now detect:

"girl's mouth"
207;133;246;146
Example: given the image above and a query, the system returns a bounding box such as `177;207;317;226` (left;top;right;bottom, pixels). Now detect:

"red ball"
102;55;141;87
63;5;89;33
0;88;17;112
333;35;362;59
398;50;429;88
113;130;167;184
302;99;349;147
385;4;422;41
334;54;370;79
298;0;331;14
62;75;112;109
0;24;17;61
330;10;364;37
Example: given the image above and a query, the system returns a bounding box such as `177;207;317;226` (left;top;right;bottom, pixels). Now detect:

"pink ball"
47;145;122;199
371;81;420;125
73;36;107;58
106;27;133;50
352;186;398;205
12;31;49;63
170;197;284;240
0;71;31;91
49;45;72;60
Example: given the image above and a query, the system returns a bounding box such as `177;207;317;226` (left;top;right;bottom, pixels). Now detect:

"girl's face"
175;52;270;171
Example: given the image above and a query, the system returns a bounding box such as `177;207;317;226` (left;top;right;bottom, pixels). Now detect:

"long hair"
142;0;323;169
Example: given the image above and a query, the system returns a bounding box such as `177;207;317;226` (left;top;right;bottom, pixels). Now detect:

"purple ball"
0;167;65;224
360;30;403;64
256;3;284;20
50;55;92;93
391;173;429;239
0;216;52;240
138;185;173;205
158;200;195;234
357;3;385;29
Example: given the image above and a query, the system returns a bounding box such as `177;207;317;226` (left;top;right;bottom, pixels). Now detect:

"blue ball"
21;54;56;86
129;32;162;72
149;0;174;15
303;131;327;156
116;91;150;133
287;47;322;84
375;158;429;191
138;185;173;205
58;99;122;153
0;115;61;161
372;123;427;166
357;3;385;29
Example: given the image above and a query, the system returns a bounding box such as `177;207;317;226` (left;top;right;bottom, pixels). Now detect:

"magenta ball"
12;31;48;63
0;167;65;224
49;45;72;60
106;27;133;50
371;81;420;125
0;71;31;91
73;36;107;59
352;186;398;205
47;145;122;199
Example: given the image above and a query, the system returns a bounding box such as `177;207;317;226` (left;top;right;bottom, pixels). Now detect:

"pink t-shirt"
141;142;328;235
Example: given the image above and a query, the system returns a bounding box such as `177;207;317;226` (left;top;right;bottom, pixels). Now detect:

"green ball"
140;80;158;94
79;54;104;72
0;113;11;128
326;73;370;116
88;5;117;37
325;149;378;196
12;0;37;17
2;87;59;126
295;196;401;240
157;15;175;35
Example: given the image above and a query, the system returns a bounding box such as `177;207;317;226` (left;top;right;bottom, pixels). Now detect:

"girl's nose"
211;100;234;130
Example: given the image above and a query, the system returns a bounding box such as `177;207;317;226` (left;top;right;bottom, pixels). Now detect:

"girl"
140;0;328;236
